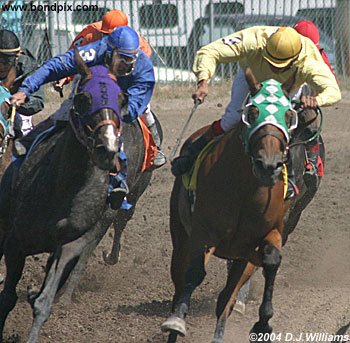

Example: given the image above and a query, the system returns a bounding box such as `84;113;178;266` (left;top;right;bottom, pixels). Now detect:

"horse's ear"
118;91;129;118
73;92;92;114
74;46;92;81
244;67;260;94
282;69;297;94
2;66;16;91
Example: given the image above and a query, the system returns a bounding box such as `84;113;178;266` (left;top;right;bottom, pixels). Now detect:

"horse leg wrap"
257;245;281;328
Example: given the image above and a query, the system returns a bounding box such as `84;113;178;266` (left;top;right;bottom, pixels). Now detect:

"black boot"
171;133;211;177
303;142;320;192
285;158;299;200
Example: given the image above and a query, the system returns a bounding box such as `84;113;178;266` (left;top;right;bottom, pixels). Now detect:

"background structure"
1;0;349;83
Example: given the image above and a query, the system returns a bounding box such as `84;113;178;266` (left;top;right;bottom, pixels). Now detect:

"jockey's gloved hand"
300;95;318;109
192;79;209;104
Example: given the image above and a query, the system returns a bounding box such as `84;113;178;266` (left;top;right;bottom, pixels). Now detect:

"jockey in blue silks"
10;26;157;210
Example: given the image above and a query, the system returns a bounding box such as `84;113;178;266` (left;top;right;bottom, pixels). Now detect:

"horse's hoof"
102;244;121;265
250;322;272;342
161;316;186;337
233;300;246;315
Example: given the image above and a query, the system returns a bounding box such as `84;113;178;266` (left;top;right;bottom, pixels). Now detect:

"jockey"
0;29;44;137
10;26;156;208
293;20;336;79
53;9;165;168
171;26;341;199
292;20;337;192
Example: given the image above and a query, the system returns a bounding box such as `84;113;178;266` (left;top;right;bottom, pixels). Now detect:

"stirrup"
13;139;27;157
285;179;299;200
303;163;319;191
153;149;167;168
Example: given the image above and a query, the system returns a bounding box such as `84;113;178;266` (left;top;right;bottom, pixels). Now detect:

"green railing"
0;0;349;84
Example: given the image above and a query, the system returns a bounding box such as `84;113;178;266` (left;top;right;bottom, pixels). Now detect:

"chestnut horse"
161;69;299;343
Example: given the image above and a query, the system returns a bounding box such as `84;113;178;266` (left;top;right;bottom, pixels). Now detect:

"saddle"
137;116;158;171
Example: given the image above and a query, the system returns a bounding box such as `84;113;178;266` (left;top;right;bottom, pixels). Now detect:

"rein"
288;107;323;149
69;108;120;150
248;129;288;155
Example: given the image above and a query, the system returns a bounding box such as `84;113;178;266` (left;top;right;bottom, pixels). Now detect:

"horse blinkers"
244;105;296;186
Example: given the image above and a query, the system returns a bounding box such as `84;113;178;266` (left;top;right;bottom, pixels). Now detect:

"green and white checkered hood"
242;79;297;144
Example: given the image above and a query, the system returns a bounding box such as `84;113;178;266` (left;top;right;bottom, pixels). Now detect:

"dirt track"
2;86;350;343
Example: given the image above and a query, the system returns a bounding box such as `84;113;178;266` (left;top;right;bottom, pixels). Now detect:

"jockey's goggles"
116;52;138;65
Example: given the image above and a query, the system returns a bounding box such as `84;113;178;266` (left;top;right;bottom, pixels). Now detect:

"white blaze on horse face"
103;125;119;153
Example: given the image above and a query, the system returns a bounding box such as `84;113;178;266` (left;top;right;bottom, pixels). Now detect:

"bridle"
69;106;121;153
248;126;289;163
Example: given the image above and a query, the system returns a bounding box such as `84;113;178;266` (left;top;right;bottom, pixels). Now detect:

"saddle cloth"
138;117;158;172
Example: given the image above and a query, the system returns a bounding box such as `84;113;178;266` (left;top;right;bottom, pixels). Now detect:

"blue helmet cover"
107;26;140;57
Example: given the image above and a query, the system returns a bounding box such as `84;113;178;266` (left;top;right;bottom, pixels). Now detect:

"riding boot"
107;149;131;210
148;122;167;168
108;172;129;210
303;140;320;192
171;120;222;177
285;158;299;200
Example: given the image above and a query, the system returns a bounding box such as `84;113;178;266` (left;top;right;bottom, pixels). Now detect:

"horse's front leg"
250;228;282;343
212;261;255;343
161;244;215;342
27;234;88;343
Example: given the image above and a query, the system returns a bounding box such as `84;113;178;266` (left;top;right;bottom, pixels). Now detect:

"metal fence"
0;0;349;84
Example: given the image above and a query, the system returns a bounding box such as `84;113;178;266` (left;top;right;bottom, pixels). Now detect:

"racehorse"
0;50;153;342
161;68;300;343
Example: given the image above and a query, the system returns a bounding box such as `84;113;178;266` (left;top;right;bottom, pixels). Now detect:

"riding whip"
10;103;16;123
44;28;64;98
169;99;201;162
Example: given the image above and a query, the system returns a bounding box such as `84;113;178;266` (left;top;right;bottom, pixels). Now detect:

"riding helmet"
0;29;20;56
101;9;129;33
262;27;302;68
107;26;139;57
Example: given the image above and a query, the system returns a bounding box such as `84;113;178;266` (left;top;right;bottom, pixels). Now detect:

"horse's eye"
247;106;259;124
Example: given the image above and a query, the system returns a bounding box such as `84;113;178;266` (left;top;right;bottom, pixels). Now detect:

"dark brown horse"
161;69;299;343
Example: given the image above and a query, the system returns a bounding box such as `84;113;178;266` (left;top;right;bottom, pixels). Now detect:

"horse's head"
70;49;123;170
0;65;16;150
241;68;297;186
